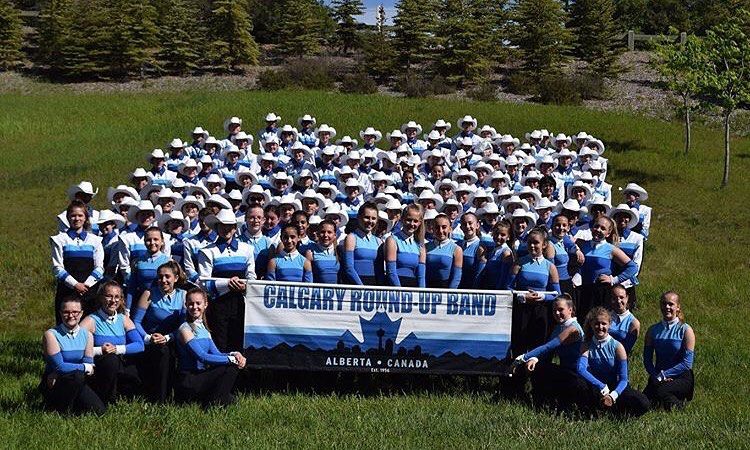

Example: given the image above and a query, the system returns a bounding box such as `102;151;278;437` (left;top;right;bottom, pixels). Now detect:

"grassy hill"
0;90;749;447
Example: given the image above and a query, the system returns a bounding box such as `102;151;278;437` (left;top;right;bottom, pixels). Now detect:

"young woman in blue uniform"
238;205;274;280
576;216;638;323
384;204;427;287
342;202;381;285
514;294;583;409
549;214;582;299
425;214;463;289
50;200;105;321
79;281;144;404
305;220;340;284
266;224;313;282
127;227;171;311
175;288;246;408
505;228;560;356
643;291;696;410
477;220;513;290
41;296;106;414
458;212;486;289
608;284;640;355
575;307;650;416
132;261;187;402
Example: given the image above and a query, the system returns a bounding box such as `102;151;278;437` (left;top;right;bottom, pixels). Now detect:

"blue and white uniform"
50;229;104;298
182;230;216;283
386;231;425;287
614;229;644;289
198;238;256;298
521;317;583;370
343;229;380;285
127;251;171;310
238;229;274;281
644;319;694;381
89;309;144;356
266;249;312;282
477;243;511;290
507;255;560;302
44;324;93;376
458;236;485;289
132;287;186;338
610;310;638;355
425;238;462;289
307;242;340;284
176;321;233;372
577;336;628;398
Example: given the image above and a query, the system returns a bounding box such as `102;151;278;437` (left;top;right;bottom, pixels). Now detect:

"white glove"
83;363;95;375
609;390;619;403
600;385;610;397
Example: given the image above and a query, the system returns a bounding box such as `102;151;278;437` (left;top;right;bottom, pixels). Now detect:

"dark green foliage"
156;0;202;75
275;0;323;57
331;0;363;54
573;73;609;100
393;0;439;71
505;72;538;95
37;0;74;75
613;0;647;32
110;0;159;78
339;72;378;94
256;68;293;89
0;0;24;70
284;57;335;89
247;0;284;44
513;0;572;76
536;74;582;105
465;83;498;102
395;73;454;97
362;28;395;82
209;0;259;71
571;0;623;79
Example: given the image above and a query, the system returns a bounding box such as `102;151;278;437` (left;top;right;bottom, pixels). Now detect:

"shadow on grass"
606;140;642;154
611;167;672;183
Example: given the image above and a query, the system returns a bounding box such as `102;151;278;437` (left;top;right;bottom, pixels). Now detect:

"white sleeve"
84;238;105;287
117;235;131;275
198;248;230;296
50;236;78;288
641;206;651;237
245;245;257;281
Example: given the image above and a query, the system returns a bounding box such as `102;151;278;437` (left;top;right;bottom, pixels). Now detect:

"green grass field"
1;90;749;447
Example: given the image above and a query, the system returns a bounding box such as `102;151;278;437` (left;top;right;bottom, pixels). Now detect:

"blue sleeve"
643;343;657;377
563;235;577;253
525;337;561;360
83;355;93;364
265;262;277;281
504;272;517;290
662;349;695;378
614;260;637;284
472;261;486;288
614;357;629;395
623;330;637;355
125;329;145;354
544;282;561;301
448;264;462;289
577;355;606;390
209;339;229;356
131;307;147;337
303;269;313;283
125;292;134;311
47;352;84;373
417;262;426;288
344;250;364;285
386;260;401;286
187;339;230;366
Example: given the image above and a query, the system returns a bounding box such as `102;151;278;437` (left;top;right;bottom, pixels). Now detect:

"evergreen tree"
37;0;74;75
111;0;159;78
157;0;202;75
393;0;439;72
62;0;115;79
210;0;259;71
571;0;622;79
362;27;395;82
0;0;24;71
331;0;363;54
276;0;321;57
513;0;572;75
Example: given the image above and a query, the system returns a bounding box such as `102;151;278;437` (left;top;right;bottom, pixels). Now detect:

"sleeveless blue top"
459;237;483;289
425;239;458;287
309;243;339;284
482;243;512;290
141;287;186;335
391;231;422;281
89;309;127;346
587;336;621;387
269;250;307;281
610;311;636;350
550;234;576;280
579;240;614;284
351;229;379;279
649;320;690;372
514;255;554;291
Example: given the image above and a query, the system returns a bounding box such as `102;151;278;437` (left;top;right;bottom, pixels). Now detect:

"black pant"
139;343;175;402
206;292;245;352
40;371;106;415
175;365;239;408
92;353;142;404
577;283;610;322
572;377;650;417
511;300;548;357
626;286;638;310
644;370;694;410
530;363;583;409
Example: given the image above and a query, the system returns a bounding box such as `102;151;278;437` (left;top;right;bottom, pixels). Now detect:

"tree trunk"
684;99;691;155
722;110;731;187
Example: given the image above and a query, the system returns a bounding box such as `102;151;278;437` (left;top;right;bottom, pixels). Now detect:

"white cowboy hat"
222;189;243;203
204;173;227;189
384;198;404;212
517;186;542;204
323;203;349;226
423;209;439;221
199;155;215;166
502;195;530;212
158;210;190;232
171;177;187;191
288;141;314;159
386;130;405;141
276;193;302;211
297;189;326;210
535;197;557;211
417;190;444;210
382;186;403;200
452;168;478;184
525;130;543;141
566;181;593;203
191;127;209;138
233;131;254;147
479;125;498;139
315;124;337;139
156;188;181;203
535;155;559;171
520;170;543;185
425;130;442;141
505;155;520;166
177;159;202;176
264;112;281;122
277;124;299;140
477;202;500;217
490;171;511;185
320;145;338;157
473;161;494;175
297;114;317;126
185;182;210;199
139;183;163;201
586;139;605;155
509;208;535;228
432;119;452;131
609;203;639;228
359;127;382;142
204;136;220;148
221;144;244;159
378;210;395;232
106;185;138;204
336;135;359;147
455;182;476;194
235;166;258;186
335;166;356;182
96;210;126;228
293;169;315;186
205;193;232;210
242;185;272;206
316;181;340;199
127;200;156;222
205;209;240;229
586;197;612;214
176;195;205;212
400;121;423;135
147;149;166;162
493;186;513;202
457;115;478;129
552;133;572;148
583;160;605;172
553;148;577;161
271;172;293;187
575;131;590;141
130;168;149;181
441;198;461;212
223;116;243;132
558;198;584;214
344;178;361;191
434;178;458;192
622;183;648;201
370;171;393;185
168;138;185;149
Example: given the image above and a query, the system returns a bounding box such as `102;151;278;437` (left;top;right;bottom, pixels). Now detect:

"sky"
340;0;397;25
